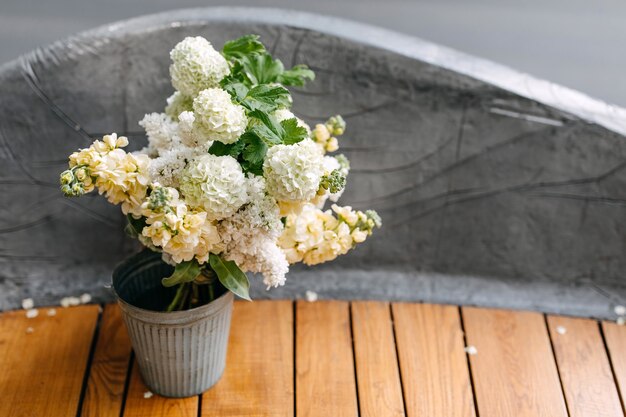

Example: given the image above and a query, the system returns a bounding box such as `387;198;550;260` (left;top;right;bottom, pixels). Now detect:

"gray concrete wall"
1;0;626;107
0;8;625;319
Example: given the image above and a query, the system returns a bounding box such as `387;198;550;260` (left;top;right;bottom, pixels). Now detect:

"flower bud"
60;170;73;185
74;168;88;181
71;183;84;195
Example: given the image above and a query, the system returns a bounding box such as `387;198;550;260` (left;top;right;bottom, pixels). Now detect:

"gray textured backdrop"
0;8;625;318
1;0;626;107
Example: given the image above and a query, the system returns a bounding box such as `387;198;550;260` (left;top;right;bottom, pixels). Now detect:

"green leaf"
242;132;268;165
242;84;291;112
208;140;245;158
280;118;308;145
222;79;249;103
241;53;284;85
248;110;284;145
222;35;266;59
209;253;251;300
277;64;315;86
125;214;146;238
162;260;201;287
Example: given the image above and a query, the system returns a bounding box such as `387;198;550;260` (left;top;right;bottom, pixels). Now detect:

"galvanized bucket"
112;250;233;398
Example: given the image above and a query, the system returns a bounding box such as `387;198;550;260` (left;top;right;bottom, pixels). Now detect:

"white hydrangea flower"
165;91;193;119
139;113;178;156
192;88;248;144
179;154;248;220
264;139;325;201
169;37;230;96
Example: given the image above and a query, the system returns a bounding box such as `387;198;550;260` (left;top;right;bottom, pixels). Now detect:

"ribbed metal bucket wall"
112;251;234;398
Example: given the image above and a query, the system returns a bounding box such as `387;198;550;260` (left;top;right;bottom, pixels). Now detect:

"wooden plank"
296;301;358;417
352;302;405;417
82;304;133;417
392;303;475;417
201;300;294;416
122;361;198;417
547;316;624;417
602;321;626;412
0;305;100;417
462;307;568;417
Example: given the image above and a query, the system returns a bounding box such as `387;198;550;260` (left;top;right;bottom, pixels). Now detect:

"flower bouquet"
60;34;380;396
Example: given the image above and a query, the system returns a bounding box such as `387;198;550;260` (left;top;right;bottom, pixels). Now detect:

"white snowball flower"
165;91;193;119
192;88;247;145
264;139;325;201
179;154;248;220
169;37;230;96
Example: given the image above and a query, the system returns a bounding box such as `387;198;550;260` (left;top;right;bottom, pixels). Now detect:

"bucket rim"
112;250;235;324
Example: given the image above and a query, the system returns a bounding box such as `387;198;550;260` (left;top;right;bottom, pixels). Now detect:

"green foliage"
208;139;246;158
222;34;266;59
280;118;308;145
209;253;251;300
277;64;315;86
217;35;314;175
221;34;315;89
241;53;284;85
243;85;291;112
162;260;202;287
124;214;147;238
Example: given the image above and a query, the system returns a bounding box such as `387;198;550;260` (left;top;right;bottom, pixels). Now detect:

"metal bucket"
112;250;233;398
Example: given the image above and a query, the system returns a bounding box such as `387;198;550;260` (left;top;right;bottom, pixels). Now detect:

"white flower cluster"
169;37;229;96
62;35;380;293
180;154;248;220
190;88;248;145
264;139;325;201
219;177;288;288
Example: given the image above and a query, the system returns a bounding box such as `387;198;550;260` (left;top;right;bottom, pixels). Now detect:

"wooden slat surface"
0;305;99;417
296;301;358;417
1;301;625;417
202;300;294;416
123;361;198;417
82;304;133;417
547;316;624;417
392;303;475;417
462;307;569;417
351;301;405;417
602;321;626;411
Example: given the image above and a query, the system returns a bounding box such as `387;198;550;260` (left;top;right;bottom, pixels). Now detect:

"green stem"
166;283;186;312
208;282;215;302
178;283;191;311
191;283;200;308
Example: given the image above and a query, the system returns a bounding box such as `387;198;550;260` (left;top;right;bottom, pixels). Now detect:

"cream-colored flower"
169;37;230;96
140;185;223;263
65;134;150;215
279;203;379;265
